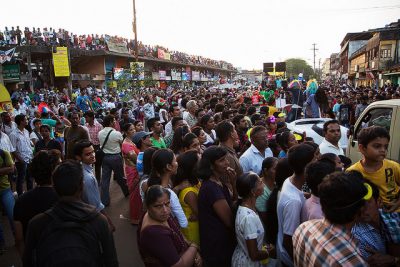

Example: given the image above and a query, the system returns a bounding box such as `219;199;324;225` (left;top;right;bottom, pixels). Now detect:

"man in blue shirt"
73;140;115;231
76;89;91;112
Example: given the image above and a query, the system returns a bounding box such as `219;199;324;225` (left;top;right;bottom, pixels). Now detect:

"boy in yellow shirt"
347;126;400;213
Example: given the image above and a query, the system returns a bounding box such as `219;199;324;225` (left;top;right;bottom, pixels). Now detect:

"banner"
192;71;200;81
52;47;70;77
130;62;145;80
164;52;171;60
105;35;129;54
159;70;166;80
2;64;20;81
113;68;124;80
158;49;165;59
0;48;15;64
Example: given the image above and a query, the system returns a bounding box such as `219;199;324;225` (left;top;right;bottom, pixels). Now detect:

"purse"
95;130;113;162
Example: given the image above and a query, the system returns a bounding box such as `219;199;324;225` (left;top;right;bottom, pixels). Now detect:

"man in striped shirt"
293;171;368;267
84;110;103;182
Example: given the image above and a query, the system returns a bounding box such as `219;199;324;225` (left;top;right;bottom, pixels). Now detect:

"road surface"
0;180;145;267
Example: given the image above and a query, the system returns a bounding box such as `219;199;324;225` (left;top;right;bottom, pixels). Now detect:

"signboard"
164;53;171;60
192;71;200;81
105;36;129;54
52;47;70;77
159;70;166;80
130;62;145;80
171;70;181;81
2;64;20;81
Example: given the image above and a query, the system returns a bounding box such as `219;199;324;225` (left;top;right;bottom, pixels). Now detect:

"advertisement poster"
159;70;166;80
113;68;125;80
52;47;70;77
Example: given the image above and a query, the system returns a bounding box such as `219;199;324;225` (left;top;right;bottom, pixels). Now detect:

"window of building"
380;48;392;59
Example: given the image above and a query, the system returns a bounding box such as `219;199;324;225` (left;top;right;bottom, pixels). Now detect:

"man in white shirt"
239;126;273;175
1;112;17;136
98;115;129;206
164;104;181;137
277;143;315;267
319;120;344;156
9;114;33;195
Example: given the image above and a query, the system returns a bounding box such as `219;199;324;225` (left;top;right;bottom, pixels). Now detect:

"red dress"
122;141;142;224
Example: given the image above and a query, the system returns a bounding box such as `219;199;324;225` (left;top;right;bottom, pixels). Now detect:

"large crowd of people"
0;80;399;266
0;26;235;70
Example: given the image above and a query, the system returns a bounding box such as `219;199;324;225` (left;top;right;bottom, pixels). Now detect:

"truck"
346;99;400;163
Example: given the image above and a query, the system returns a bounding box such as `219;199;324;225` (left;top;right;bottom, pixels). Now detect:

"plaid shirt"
86;121;103;146
293;219;367;267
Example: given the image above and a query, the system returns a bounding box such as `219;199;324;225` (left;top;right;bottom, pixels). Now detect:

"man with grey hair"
183;100;198;128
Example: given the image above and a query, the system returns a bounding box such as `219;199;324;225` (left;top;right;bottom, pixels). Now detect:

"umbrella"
38;102;50;113
288;80;302;89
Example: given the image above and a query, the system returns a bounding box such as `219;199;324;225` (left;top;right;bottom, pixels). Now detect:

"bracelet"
189;243;199;251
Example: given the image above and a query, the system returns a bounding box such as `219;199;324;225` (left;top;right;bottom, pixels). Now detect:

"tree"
285;58;314;80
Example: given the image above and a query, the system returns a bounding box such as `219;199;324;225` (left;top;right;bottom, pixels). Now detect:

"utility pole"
133;0;138;62
311;43;319;75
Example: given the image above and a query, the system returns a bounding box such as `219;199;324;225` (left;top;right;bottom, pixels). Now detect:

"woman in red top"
121;123;141;224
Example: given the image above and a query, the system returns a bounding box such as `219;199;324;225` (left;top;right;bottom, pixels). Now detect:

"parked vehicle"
286;118;349;149
346;99;400;163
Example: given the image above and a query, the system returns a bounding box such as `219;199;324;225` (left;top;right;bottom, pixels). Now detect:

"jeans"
101;154;129;206
15;161;33;196
0;188;15;245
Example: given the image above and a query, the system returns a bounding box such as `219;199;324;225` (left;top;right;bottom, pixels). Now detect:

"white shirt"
0;132;15;152
319;138;344;156
239;144;273;175
167;188;188;228
1;122;17;136
164;121;173;136
9;128;33;163
98;127;123;154
277;178;305;267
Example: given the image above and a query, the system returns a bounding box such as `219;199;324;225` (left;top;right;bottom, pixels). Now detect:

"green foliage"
285;58;314;80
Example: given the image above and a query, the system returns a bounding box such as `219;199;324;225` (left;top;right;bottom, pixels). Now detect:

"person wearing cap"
293;171;368;267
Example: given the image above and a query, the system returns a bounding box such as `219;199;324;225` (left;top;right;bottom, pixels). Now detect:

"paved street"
0;181;145;267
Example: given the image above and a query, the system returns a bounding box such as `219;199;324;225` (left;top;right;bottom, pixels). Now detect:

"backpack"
34;210;104;267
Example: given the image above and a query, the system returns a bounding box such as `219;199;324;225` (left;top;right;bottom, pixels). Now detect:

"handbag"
95;130;113;162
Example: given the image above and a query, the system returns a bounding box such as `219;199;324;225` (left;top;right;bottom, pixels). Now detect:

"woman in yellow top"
174;150;201;245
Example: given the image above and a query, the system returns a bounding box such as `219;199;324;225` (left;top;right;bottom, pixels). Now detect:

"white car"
286;118;349;150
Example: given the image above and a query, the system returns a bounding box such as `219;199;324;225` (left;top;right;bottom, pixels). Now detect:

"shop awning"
383;72;400;76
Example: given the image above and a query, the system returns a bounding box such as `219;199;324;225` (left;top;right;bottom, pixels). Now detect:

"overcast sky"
2;0;399;70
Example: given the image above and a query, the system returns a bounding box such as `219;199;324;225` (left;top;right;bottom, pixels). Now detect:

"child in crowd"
347;126;400;213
